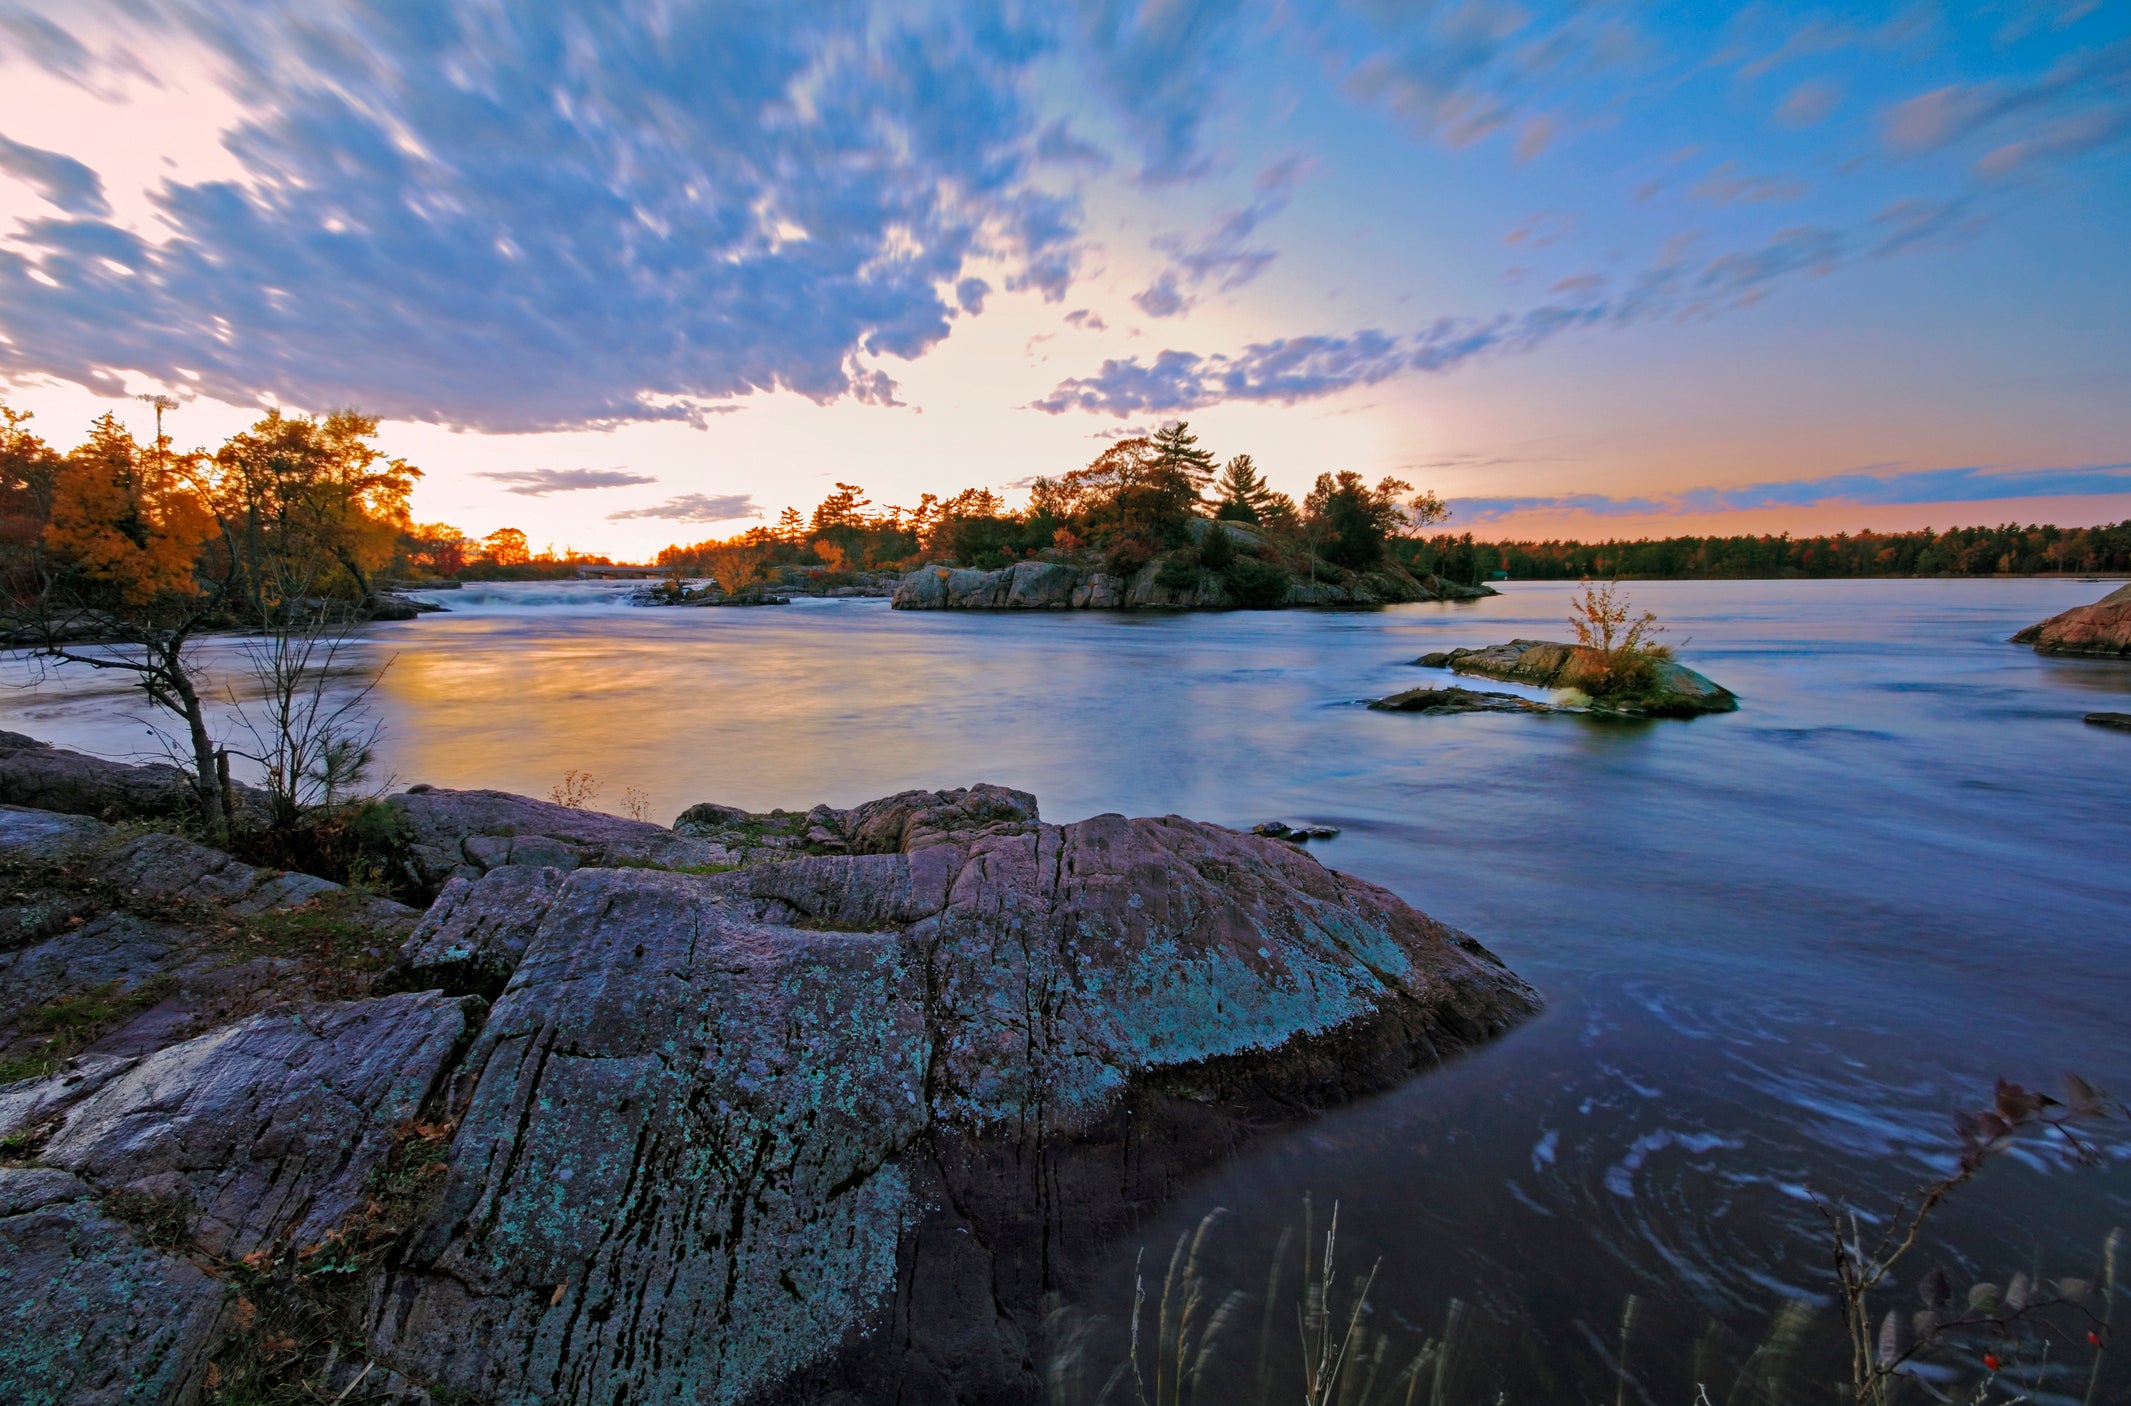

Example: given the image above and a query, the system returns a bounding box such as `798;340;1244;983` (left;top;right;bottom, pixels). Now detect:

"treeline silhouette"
1402;520;2131;582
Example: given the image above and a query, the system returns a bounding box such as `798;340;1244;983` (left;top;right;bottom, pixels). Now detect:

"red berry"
1983;1353;2002;1372
2092;1331;2104;1347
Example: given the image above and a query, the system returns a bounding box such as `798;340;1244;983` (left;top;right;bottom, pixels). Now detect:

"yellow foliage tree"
211;409;421;612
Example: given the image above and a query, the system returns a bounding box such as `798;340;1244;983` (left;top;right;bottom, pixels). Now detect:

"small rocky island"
0;733;1537;1405
893;555;1489;611
1385;639;1739;718
2012;582;2131;656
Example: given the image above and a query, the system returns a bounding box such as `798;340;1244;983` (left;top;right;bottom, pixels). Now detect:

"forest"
1404;521;2131;582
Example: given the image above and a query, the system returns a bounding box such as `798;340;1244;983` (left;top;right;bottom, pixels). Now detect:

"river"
7;577;2129;1402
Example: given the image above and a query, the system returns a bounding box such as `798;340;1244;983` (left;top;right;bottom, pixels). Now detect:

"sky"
1;0;2128;559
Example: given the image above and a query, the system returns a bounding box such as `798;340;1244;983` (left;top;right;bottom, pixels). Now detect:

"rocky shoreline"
2013;582;2131;657
0;735;1538;1405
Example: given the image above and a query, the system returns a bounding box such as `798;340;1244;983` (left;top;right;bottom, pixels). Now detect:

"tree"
1150;420;1216;497
398;522;473;576
1303;472;1413;571
1;403;62;606
209;410;421;616
481;527;530;566
1213;454;1278;523
34;412;230;835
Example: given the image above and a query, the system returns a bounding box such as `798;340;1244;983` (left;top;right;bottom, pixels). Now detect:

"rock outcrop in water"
0;746;1538;1405
892;553;1495;611
1413;639;1739;718
2012;583;2131;657
1369;684;1571;715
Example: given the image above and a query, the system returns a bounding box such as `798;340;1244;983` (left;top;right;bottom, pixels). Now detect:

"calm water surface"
7;578;2129;1400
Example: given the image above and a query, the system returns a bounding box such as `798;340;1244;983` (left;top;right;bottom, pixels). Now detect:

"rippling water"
8;577;2129;1400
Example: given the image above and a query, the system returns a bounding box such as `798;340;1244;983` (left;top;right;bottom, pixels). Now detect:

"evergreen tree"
1213;454;1277;523
1150;420;1217;496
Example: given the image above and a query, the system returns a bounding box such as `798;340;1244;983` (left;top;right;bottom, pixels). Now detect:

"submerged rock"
2086;711;2131;732
1369;685;1570;715
1251;820;1344;840
1415;639;1738;718
2013;583;2131;657
0;768;1538;1406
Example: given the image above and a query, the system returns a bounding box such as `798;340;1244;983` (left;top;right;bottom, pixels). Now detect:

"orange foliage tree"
32;410;232;832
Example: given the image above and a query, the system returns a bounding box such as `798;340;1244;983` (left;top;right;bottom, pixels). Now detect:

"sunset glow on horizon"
2;0;2127;558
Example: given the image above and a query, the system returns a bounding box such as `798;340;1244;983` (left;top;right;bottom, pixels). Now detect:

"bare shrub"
550;770;600;809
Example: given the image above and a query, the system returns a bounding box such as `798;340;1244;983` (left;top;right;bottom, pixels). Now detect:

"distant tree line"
656;422;1450;603
1395;521;2131;582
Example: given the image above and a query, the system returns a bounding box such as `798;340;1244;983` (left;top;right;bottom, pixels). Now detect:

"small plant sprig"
549;769;600;809
1819;1074;2125;1406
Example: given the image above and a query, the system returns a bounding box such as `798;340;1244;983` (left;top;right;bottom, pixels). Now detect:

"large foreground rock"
1417;639;1739;717
366;786;1537;1405
2013;583;2131;656
0;779;1537;1406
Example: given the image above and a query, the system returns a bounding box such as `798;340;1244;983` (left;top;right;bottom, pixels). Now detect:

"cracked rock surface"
0;749;1538;1406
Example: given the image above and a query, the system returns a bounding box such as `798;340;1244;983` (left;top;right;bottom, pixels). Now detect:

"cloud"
1329;0;1654;154
1064;308;1107;330
1775;79;1844;128
956;277;992;315
0;133;110;216
1130;153;1308;317
606;493;764;524
1879;40;2131;177
474;467;657;497
1688;161;1808;205
1035;203;1968;415
1070;0;1252;183
1449;463;2131;523
0;1;1082;432
1033;119;1112;170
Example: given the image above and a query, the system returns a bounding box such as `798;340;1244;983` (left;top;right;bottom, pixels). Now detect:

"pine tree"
1150;420;1216;495
1213;454;1276;523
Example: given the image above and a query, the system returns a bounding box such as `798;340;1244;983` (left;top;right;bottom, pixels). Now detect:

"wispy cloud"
606;493;764;524
1449;463;2131;523
1775;79;1844;128
0;133;110;216
1880;39;2131;178
1037;210;1915;415
1132;155;1310;318
1688;161;1808;205
475;468;657;497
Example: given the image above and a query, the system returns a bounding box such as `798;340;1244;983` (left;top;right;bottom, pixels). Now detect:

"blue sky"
1;0;2127;554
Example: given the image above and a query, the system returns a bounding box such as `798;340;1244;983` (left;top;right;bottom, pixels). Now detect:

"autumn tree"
209;409;421;617
397;522;473;576
33;412;231;833
481;527;530;566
